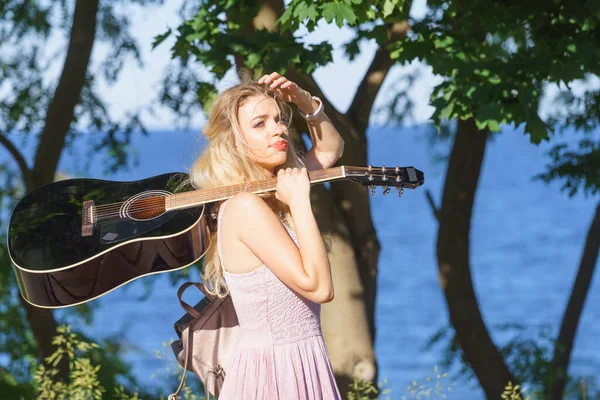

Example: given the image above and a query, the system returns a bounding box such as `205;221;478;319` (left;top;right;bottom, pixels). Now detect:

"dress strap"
216;200;229;273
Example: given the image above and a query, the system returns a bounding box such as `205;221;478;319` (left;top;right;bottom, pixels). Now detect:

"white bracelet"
297;96;324;121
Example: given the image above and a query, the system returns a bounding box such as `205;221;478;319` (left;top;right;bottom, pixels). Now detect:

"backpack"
169;282;239;400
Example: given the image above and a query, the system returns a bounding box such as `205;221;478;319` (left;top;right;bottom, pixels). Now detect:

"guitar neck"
165;166;346;211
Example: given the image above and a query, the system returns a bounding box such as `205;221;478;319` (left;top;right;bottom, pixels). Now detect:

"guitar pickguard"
98;211;177;244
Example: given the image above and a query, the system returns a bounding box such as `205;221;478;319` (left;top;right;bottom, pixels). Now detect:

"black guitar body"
8;173;209;308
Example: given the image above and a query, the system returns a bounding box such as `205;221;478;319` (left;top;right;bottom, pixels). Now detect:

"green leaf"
345;39;361;61
525;116;550;144
439;100;456;120
321;2;357;28
246;52;261;68
487;119;501;132
278;5;294;25
475;118;489;130
382;0;396;18
434;36;454;49
293;2;319;22
477;104;503;122
196;82;218;116
151;29;171;49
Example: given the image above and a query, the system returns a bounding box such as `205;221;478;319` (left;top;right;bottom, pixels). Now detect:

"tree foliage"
0;0;165;394
159;0;598;195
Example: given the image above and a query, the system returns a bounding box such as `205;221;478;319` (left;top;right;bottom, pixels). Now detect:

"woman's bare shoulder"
222;192;280;231
226;192;271;214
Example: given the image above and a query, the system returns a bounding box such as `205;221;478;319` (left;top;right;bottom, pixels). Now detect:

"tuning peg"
397;187;404;197
369;185;376;196
383;185;391;196
381;165;386;173
382;174;388;182
395;165;400;174
368;174;374;182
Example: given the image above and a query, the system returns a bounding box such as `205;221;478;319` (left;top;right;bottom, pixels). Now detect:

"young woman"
189;71;344;399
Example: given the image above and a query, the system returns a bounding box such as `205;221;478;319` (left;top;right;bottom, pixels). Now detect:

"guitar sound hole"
128;197;166;220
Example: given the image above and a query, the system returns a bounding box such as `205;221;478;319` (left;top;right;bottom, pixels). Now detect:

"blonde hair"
190;75;305;298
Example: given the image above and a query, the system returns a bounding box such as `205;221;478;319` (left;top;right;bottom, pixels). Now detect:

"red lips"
271;140;287;150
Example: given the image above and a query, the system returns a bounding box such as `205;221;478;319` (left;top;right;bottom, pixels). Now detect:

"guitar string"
92;179;280;219
92;186;407;221
92;179;277;214
91;171;324;215
92;182;277;212
92;181;409;219
91;167;401;212
92;190;271;214
90;168;349;211
89;169;405;220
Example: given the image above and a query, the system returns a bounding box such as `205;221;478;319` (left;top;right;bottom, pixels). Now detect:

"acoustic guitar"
8;165;424;308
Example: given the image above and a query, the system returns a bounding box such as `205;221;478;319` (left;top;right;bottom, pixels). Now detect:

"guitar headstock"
343;165;424;196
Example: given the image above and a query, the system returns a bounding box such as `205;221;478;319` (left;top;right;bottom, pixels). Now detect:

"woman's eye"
253;121;264;128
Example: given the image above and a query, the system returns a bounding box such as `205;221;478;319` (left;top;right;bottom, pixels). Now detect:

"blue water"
37;125;600;398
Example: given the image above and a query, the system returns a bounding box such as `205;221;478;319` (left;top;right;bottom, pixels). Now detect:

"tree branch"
437;119;516;398
547;201;600;400
0;133;32;188
425;189;440;221
31;0;99;189
346;20;410;133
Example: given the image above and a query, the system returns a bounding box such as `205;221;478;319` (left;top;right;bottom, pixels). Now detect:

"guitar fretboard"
165;166;345;211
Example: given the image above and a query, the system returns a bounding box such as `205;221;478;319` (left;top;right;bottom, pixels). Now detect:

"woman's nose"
271;122;284;136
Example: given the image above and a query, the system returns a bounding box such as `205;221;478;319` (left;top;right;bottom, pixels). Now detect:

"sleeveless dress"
216;200;341;400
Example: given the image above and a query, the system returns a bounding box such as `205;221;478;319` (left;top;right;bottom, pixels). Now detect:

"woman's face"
237;94;289;174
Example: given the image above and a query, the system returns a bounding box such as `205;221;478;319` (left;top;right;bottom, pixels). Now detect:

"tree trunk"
311;185;377;394
547;201;600;400
18;0;99;382
436;118;517;398
31;0;99;187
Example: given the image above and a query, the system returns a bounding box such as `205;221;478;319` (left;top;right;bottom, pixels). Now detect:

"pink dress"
216;201;341;400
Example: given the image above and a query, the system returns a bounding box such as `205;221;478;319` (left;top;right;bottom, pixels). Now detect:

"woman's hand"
275;167;311;208
258;72;318;114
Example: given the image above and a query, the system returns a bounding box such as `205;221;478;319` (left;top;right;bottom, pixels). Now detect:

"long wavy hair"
189;77;305;298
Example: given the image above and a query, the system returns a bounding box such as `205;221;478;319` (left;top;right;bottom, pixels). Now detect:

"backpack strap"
169;282;211;400
177;282;212;319
168;321;194;400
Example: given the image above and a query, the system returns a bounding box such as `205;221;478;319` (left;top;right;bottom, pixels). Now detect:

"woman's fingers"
280;81;295;89
259;73;311;106
258;72;281;85
269;76;288;89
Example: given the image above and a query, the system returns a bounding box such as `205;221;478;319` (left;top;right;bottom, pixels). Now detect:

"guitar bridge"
82;200;96;237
